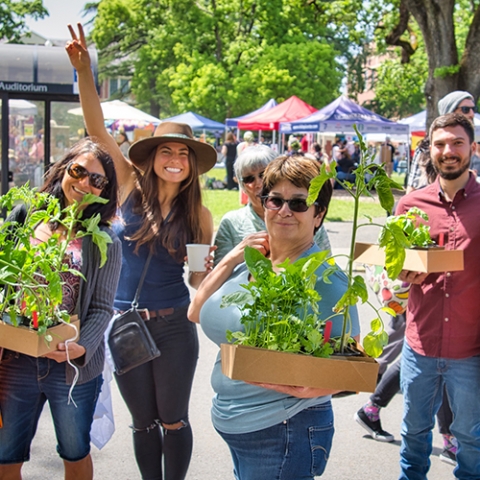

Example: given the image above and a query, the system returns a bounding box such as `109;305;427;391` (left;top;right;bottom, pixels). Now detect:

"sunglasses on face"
242;171;264;185
262;195;316;213
458;106;477;114
66;162;109;190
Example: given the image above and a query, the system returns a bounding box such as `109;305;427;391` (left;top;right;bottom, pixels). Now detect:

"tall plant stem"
340;188;360;352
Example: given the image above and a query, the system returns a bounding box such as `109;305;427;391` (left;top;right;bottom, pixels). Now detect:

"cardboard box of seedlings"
0;315;80;357
221;342;379;393
353;242;464;273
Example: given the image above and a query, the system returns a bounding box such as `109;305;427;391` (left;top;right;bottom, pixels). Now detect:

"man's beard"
434;155;471;180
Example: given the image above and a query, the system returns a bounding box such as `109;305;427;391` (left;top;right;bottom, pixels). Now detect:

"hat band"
160;133;193;140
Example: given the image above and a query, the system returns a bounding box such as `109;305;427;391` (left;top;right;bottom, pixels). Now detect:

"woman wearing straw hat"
67;24;216;480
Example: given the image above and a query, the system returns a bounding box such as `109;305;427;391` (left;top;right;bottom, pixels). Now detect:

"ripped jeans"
114;306;199;480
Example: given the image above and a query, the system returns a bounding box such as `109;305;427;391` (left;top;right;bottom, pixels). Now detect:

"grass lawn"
203;167;406;229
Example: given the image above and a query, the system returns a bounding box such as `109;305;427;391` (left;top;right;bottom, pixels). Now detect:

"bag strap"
131;251;153;309
131;210;172;309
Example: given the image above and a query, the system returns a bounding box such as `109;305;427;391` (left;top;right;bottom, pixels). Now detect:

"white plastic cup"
186;244;211;272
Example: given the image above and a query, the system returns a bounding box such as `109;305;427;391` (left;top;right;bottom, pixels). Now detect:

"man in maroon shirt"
396;113;480;479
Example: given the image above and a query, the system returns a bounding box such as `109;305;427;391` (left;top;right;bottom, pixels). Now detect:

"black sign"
0;81;74;95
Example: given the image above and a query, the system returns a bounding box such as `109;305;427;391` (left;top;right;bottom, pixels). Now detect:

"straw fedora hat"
128;122;217;174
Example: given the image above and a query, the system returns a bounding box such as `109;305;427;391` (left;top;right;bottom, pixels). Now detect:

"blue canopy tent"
225;99;278;127
279;95;409;136
161;111;226;133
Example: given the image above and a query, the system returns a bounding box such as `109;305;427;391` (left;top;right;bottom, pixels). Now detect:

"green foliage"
0;0;48;41
378;207;434;279
434;64;461;79
307;163;333;207
306;124;399;357
90;0;343;120
0;186;112;335
363;318;389;358
307;125;433;357
347;0;480;116
221;246;334;358
372;54;428;118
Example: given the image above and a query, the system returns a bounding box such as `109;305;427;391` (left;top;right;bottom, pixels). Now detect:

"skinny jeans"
114;306;199;480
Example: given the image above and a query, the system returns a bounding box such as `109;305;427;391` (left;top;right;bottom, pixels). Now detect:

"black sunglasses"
242;171;264;185
66;162;109;190
459;106;477;114
262;195;316;213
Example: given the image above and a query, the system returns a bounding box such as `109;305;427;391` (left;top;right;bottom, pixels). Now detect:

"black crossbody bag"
108;252;161;375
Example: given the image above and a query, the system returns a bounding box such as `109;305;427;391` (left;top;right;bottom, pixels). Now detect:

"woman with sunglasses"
66;24;216;480
214;146;331;266
0;138;121;480
188;155;360;480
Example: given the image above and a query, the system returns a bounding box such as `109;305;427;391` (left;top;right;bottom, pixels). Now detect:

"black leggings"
115;306;199;480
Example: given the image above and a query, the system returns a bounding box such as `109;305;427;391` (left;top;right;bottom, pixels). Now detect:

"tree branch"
384;0;415;64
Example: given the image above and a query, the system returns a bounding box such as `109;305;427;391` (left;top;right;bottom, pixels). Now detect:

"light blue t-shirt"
200;244;360;434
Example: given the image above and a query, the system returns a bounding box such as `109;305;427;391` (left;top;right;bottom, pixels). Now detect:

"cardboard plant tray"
353;242;464;273
221;343;379;393
0;315;80;357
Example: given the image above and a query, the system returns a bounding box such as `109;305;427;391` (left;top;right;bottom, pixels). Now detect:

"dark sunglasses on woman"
242;171;264;185
66;162;109;190
261;195;316;213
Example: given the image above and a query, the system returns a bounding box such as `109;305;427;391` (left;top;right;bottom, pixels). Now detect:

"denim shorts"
0;350;103;464
216;401;334;480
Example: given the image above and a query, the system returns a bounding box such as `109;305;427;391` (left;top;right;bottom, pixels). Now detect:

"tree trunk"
404;0;458;128
405;1;480;129
459;6;480;101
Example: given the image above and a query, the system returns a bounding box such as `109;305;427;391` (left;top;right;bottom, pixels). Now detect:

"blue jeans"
399;342;480;480
0;350;103;463
216;402;334;480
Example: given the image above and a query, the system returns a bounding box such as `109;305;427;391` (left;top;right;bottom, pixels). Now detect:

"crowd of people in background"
207;127;413;192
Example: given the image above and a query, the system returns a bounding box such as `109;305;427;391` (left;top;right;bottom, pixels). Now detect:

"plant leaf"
244;246;273;279
220;291;253;309
306;164;335;207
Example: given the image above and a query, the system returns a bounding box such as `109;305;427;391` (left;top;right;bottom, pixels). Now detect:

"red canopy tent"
237;95;317;131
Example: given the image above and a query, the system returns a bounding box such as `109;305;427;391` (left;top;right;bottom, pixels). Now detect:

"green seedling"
0;185;112;335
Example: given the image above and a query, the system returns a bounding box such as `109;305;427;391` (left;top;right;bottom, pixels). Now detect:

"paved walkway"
21;221;456;479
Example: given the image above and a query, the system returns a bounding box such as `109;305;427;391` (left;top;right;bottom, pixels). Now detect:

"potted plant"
0;184;112;356
219;127;438;392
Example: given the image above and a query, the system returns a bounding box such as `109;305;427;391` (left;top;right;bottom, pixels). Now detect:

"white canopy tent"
398;110;480;137
68;100;160;123
364;133;409;143
9;99;38;116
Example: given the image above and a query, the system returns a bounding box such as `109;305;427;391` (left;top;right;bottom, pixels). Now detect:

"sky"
24;0;94;40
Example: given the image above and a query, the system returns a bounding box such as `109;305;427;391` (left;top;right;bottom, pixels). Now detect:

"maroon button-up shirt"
396;173;480;359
